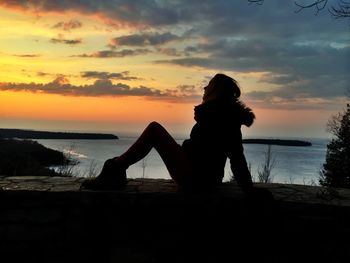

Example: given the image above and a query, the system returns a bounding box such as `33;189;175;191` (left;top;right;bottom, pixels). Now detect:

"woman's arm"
227;129;253;190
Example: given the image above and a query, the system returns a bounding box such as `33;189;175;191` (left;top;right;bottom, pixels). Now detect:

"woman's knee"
144;121;166;140
148;121;163;130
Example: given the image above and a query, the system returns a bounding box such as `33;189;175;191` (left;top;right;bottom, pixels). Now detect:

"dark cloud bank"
0;78;161;97
1;0;348;105
0;72;200;101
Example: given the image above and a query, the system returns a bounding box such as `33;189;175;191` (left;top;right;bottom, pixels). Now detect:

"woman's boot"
81;158;127;190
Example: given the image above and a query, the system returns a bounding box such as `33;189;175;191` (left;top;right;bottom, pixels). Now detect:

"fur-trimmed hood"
233;100;255;127
194;99;255;127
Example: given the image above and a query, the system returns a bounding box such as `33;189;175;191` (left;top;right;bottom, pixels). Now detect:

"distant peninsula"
0;129;118;140
242;138;312;147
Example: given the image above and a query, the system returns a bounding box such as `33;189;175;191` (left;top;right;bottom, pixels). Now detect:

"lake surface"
37;137;328;186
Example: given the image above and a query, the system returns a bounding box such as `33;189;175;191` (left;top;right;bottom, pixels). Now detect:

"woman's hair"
203;73;241;103
212;73;241;99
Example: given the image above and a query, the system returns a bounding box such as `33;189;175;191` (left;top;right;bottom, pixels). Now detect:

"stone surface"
1;175;350;205
0;176;350;263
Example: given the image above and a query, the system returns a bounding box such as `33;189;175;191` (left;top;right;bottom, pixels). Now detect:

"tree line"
0;129;118;140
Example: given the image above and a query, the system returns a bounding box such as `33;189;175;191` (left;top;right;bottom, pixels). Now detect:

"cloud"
0;77;200;101
165;84;200;98
108;32;182;47
50;37;82;45
33;72;77;79
156;47;196;57
0;0;184;27
105;32;191;57
36;71;51;77
0;0;347;35
73;49;151;58
156;41;350;101
155;57;214;69
184;46;198;53
13;54;41;57
158;38;349;73
245;90;347;110
258;73;301;85
0;0;348;107
81;71;139;80
0;78;161;97
52;19;82;31
157;48;182;57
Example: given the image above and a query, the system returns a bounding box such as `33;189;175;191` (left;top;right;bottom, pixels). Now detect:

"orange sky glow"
0;2;348;138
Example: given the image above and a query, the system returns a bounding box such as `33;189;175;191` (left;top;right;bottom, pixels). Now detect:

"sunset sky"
0;0;349;138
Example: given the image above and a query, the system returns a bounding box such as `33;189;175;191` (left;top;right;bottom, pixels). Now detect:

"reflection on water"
37;137;328;185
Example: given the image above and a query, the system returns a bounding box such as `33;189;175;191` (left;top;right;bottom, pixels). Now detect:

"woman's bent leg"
117;122;191;184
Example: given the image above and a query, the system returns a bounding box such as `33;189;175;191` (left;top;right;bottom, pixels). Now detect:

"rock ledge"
0;176;349;263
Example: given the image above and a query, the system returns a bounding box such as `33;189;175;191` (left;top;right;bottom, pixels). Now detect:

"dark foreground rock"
0;176;350;263
0;139;70;177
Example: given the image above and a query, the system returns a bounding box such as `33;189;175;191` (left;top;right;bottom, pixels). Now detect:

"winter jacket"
182;98;255;189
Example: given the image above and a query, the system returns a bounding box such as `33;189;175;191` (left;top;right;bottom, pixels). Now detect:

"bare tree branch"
248;0;350;19
329;0;350;18
295;0;328;15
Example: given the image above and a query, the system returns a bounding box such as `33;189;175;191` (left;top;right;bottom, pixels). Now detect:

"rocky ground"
0;176;349;263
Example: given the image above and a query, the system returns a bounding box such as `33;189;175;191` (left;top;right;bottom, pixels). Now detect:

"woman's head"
202;73;241;103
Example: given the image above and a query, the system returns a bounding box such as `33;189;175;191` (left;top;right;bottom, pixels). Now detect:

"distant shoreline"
242;139;312;146
0;129;314;145
0;128;118;140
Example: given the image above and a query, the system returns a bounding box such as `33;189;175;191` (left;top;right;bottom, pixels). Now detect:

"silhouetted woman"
82;73;255;192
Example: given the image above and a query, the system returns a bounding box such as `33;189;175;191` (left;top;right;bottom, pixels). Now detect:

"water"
36;137;328;186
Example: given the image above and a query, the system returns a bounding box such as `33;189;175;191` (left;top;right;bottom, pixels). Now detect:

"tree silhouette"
320;104;350;188
248;0;350;18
